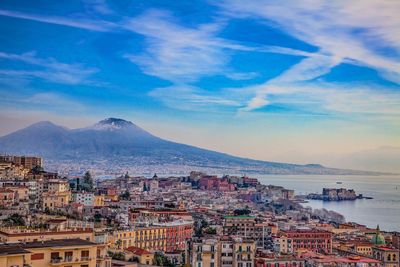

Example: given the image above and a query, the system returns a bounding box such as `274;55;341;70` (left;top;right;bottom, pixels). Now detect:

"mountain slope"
0;118;384;175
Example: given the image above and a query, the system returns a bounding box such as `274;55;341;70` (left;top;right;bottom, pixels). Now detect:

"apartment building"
46;179;69;193
0;238;111;267
233;238;256;267
42;191;71;210
0;227;94;243
73;192;95;206
0;188;16;206
192;238;220;267
113;226;167;251
372;246;399;267
220;237;234;267
191;237;256;267
223;216;256;238
154;220;193;252
277;229;333;254
0;155;43;170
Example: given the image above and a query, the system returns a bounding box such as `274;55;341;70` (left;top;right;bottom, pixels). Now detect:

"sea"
257;175;400;232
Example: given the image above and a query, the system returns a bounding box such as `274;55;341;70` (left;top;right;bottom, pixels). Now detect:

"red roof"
125;246;152;255
0;188;14;193
375;246;397;251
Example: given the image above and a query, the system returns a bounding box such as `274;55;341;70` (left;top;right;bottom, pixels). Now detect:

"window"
51;252;60;259
65;251;73;262
81;250;90;260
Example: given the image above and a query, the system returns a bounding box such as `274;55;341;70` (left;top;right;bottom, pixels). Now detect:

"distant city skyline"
0;1;399;172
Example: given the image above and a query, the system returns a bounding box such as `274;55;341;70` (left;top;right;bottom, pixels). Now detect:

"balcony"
97;255;112;261
50;257;92;266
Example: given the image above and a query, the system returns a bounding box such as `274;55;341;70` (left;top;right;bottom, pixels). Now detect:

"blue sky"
0;0;400;171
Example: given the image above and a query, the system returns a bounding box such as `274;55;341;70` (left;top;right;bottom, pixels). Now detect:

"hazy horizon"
1;116;399;173
1;1;399;173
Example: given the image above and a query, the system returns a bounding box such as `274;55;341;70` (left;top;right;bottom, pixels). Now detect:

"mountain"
0;118;385;175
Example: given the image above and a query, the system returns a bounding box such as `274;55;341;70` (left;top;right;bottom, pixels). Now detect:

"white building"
73;192;95;206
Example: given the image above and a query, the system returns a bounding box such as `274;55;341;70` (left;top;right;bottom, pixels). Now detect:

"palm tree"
115;239;122;249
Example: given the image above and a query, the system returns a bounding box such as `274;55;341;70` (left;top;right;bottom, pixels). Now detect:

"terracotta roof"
125;246;152;255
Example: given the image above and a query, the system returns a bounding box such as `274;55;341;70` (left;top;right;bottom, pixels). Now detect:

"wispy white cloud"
150;82;400;120
83;0;115;15
149;85;243;112
27;92;86;110
242;82;400;119
122;10;314;83
0;90;86;115
122;10;261;82
0;9;117;32
217;0;400;110
0;51;99;85
0;7;319;85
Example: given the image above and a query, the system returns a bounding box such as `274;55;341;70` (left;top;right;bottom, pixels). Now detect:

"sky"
0;0;400;172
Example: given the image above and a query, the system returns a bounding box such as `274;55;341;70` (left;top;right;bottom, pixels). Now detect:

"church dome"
371;225;386;245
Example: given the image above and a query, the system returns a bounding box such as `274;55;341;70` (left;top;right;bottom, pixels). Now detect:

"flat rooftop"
0;238;96;250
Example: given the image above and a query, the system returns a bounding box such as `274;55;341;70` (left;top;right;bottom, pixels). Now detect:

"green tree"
115;239;122;249
31;165;44;174
94;213;102;223
3;213;25;226
110;252;125;261
233;209;251;216
203;227;217;235
119;191;130;200
153;253;174;266
82;171;94;192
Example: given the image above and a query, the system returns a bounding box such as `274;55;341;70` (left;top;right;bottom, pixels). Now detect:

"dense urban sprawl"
0;155;399;267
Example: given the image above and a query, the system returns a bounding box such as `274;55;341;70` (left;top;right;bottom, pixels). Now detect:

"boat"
336;181;343;184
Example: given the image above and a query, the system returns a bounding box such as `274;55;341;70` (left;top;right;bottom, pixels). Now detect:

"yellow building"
112;226;167;252
356;244;373;256
372;246;399;267
94;195;105;206
8;186;30;202
105;194;118;201
0;228;94;243
42;191;71;210
47;179;69;193
0;238;111;267
233;238;256;267
0;246;30;267
192;238;220;267
340;242;374;256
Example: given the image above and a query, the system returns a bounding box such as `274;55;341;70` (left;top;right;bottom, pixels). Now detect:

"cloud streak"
0;9;117;32
123;10;262;82
0;51;98;85
217;0;400;110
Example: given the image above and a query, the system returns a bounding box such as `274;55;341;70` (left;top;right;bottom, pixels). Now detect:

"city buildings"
276;229;333;254
0;154;399;267
0;238;111;267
